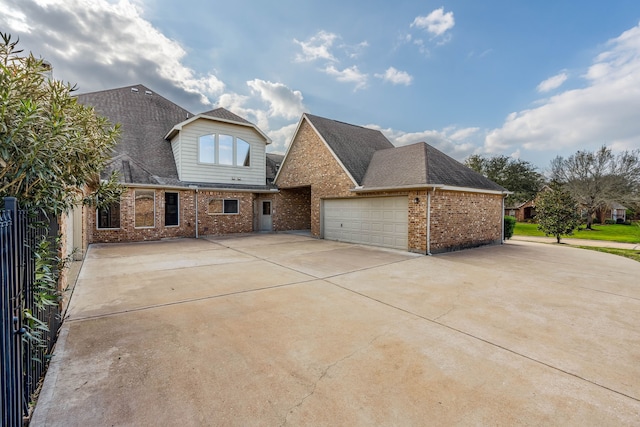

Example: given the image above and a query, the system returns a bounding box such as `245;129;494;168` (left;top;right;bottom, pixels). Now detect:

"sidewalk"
511;235;640;250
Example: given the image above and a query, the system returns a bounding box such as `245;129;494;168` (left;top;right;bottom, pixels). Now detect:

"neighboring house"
505;199;536;222
274;114;508;254
76;84;278;251
602;202;627;223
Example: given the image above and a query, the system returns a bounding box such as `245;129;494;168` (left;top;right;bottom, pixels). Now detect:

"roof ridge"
75;83;150;97
304;113;378;132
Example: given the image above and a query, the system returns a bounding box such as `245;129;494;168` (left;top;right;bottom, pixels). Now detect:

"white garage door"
323;197;408;250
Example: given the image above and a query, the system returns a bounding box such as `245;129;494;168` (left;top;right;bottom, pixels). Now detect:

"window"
198;134;215;163
198;134;250;166
218;134;233;165
236;138;250;166
208;199;239;215
97;203;120;229
135;189;155;228
165;192;179;226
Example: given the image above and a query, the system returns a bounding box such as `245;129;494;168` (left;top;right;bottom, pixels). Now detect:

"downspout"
501;193;506;244
426;187;434;256
189;185;199;238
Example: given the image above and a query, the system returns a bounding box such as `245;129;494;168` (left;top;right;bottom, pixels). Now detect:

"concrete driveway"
32;234;640;426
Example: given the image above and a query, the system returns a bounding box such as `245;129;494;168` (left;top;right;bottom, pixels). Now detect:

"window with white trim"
135;189;155;228
198;134;251;166
208;199;239;215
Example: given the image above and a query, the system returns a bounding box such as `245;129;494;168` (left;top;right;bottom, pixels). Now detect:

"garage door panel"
323;197;408;250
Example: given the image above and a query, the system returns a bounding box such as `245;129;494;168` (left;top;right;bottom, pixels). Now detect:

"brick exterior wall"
274;119;354;236
429;190;503;253
88;188;197;243
274;118;504;254
272;188;311;231
198;191;254;235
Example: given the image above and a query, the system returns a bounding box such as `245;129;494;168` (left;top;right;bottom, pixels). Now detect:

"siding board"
173;119;267;185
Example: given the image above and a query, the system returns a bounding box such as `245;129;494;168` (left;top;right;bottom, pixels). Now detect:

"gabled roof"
165;109;271;143
201;107;252;124
304;114;394;185
362;142;507;192
76;84;190;182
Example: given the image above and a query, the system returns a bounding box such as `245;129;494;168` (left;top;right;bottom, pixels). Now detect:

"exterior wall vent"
131;87;139;93
145;90;152;95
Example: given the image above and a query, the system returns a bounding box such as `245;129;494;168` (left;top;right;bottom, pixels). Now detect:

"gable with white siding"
169;116;269;186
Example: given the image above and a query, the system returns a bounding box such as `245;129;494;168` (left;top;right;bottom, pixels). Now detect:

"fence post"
1;197;24;427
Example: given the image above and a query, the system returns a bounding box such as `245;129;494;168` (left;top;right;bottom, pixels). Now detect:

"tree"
550;146;640;229
465;154;544;206
0;33;121;216
535;186;581;243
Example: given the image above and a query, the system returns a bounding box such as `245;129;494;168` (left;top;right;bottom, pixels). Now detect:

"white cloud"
375;67;413;86
0;0;225;110
247;79;305;120
537;72;568;93
324;65;368;90
267;122;299;153
293;31;338;63
2;0;312;156
485;23;640;157
3;4;31;32
343;41;369;59
411;7;455;39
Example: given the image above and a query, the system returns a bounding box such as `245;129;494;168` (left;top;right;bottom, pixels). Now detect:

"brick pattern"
273;188;311;231
198;191;254;235
430;191;503;253
275;120;354;236
88;188;197;243
275;118;504;253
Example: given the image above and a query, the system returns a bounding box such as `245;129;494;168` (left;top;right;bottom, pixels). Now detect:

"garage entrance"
323;197;408;250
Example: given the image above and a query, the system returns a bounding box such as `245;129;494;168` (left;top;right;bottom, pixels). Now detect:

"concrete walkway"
511;235;640;250
32;235;640;426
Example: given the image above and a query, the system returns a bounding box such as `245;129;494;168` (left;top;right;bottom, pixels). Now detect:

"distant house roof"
266;153;284;183
362;142;507;192
76;84;190;184
304;114;394;185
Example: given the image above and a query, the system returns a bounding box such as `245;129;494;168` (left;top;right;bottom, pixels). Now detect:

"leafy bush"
504;216;516;240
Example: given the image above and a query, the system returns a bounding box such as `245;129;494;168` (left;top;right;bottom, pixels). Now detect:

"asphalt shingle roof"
362;142;507;192
200;108;253;125
305;114;394;185
76;84;190;184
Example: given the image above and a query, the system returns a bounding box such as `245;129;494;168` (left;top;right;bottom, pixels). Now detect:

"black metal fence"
1;197;61;426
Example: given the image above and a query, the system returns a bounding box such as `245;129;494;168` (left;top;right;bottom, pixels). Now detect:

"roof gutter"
110;181;279;193
350;184;445;193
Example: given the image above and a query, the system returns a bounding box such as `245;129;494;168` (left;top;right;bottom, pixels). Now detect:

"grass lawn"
514;222;640;243
573;246;640;263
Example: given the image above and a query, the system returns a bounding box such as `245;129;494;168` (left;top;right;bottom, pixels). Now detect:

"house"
505;199;536;222
75;84;280;251
74;85;507;255
606;202;627;223
273;114;508;254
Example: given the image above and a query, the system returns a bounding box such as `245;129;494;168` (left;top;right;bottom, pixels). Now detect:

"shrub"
504;216;516;240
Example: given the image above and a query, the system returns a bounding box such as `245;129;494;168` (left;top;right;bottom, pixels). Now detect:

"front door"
260;200;272;231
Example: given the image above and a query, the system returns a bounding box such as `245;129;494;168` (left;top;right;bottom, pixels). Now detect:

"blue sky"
3;0;640;170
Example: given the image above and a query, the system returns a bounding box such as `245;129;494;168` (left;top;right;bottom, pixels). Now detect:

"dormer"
165;108;271;186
